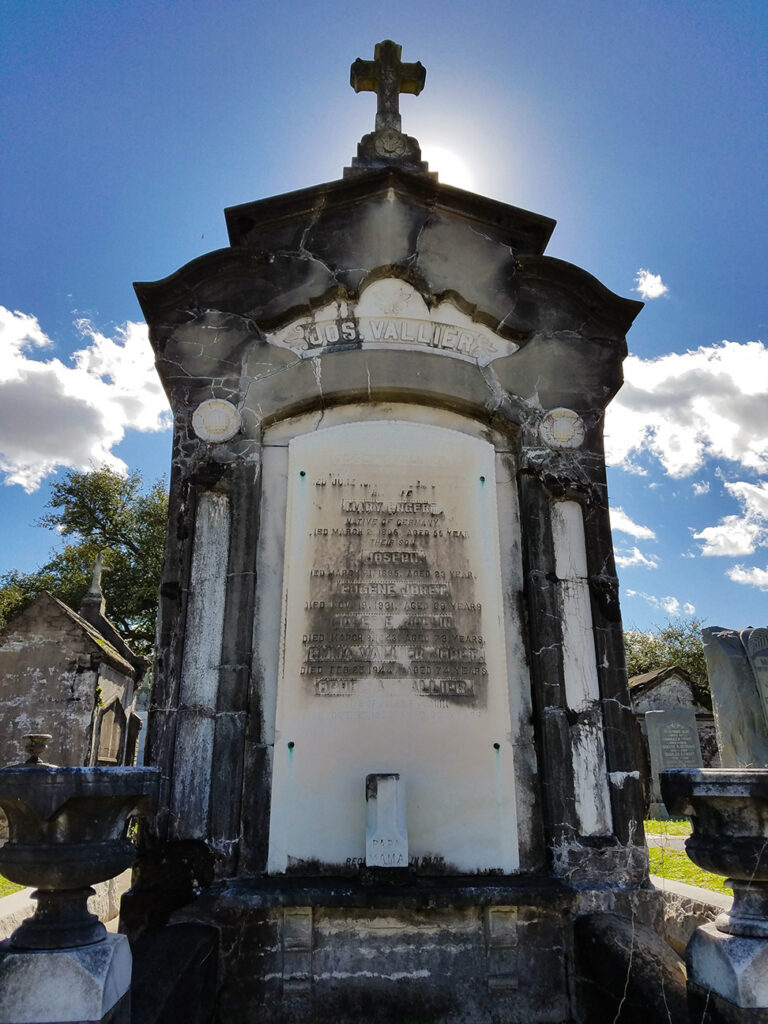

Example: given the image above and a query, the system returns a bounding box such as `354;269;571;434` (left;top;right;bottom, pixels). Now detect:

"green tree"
0;466;168;655
624;616;709;704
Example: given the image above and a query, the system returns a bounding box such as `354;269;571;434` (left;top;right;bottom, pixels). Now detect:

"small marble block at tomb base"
365;773;408;867
191;399;241;443
0;933;131;1024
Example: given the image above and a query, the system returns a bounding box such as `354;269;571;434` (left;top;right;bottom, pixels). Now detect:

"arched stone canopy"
136;168;641;433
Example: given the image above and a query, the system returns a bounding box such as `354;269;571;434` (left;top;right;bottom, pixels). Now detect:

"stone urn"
661;768;768;937
0;735;159;950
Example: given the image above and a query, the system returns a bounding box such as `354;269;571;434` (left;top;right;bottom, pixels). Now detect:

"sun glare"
420;145;474;191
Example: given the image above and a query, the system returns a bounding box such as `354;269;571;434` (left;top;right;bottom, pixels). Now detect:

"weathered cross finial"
346;41;432;177
88;551;105;597
350;40;426;134
80;550;109;619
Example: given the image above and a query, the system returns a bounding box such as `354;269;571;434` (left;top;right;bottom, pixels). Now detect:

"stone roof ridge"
34;592;136;678
628;665;696;688
628;664;712;713
77;555;147;678
78;601;146;678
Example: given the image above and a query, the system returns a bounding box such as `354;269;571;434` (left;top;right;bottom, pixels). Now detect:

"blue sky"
1;0;766;633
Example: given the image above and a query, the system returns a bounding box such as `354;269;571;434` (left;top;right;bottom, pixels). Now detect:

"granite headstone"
645;709;703;818
702;626;768;768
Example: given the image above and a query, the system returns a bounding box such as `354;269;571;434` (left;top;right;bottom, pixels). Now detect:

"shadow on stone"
129;922;218;1024
574;911;688;1023
120;839;214;941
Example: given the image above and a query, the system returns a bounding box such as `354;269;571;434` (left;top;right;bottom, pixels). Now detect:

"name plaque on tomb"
267;420;519;874
265;278;519;366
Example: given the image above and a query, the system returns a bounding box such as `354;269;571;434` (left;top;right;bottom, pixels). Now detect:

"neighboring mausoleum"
629;665;719;815
126;40;671;1023
0;567;144;769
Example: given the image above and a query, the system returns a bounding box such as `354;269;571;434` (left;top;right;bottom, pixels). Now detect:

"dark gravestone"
646;709;703;818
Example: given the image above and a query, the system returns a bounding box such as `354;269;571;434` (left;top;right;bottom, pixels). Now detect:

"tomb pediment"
224;167;556;255
136;168;642;422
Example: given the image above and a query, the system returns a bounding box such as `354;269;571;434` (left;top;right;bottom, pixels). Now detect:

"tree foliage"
0;466;168;655
624;617;710;702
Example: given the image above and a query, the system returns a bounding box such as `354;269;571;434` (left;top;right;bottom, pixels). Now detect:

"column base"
687;922;768;1011
0;932;131;1023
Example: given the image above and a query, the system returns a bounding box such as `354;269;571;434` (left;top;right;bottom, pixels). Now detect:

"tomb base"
171;876;574;1023
0;933;131;1024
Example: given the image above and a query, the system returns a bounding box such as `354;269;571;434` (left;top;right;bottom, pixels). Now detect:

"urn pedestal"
662;768;768;1020
0;736;159;1023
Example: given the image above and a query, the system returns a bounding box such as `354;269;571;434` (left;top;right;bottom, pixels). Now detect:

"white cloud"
692;481;710;495
610;506;656;539
605;341;768;477
693;515;763;556
625;589;695;616
634;269;668;300
693;480;768;556
0;307;171;491
727;480;768;519
684;478;768;591
727;565;768;591
615;547;659;569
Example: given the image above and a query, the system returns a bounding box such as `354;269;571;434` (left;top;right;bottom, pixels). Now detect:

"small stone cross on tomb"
350;40;426;134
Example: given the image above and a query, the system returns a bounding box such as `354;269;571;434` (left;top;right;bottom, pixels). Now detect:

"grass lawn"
648;847;732;896
644;817;693;836
644;818;731;893
0;875;24;899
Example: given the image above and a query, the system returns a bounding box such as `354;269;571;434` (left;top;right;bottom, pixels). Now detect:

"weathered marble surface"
268;419;518;874
0;933;131;1024
131;144;647;1021
703;627;768;767
688;923;768;1009
135;170;644;876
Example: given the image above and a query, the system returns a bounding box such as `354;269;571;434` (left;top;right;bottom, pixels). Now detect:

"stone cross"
350;40;426;134
87;551;106;598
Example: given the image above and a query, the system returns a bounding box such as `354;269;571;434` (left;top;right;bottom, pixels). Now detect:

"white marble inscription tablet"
267;420;518;874
365;773;408;868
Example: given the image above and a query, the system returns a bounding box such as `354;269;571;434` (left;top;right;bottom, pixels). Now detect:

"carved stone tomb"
129;41;652;1024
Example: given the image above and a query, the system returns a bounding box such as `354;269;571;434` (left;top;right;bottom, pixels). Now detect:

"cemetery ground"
0;875;22;899
645;818;734;895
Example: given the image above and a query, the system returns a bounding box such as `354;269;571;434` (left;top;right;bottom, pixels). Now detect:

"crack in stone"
612;905;636;1024
406;207;436;271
